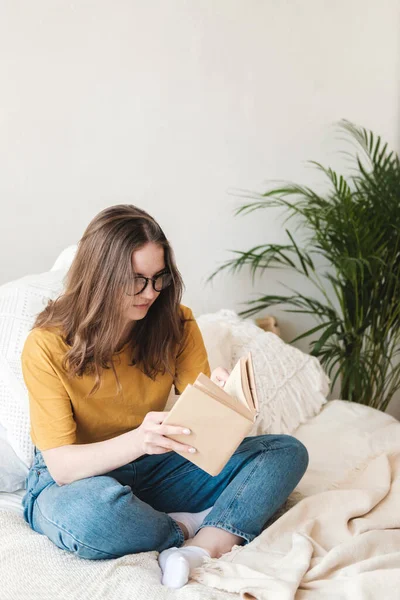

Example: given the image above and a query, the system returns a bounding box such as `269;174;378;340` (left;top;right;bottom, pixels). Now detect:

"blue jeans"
22;434;308;560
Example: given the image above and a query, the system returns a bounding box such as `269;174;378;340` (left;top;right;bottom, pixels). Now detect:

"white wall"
1;0;399;417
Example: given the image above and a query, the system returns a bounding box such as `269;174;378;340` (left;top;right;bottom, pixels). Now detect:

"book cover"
163;352;258;476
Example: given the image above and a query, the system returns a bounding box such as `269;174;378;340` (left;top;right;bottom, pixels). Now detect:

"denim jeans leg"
22;449;185;559
196;434;309;544
22;436;308;558
133;434;309;547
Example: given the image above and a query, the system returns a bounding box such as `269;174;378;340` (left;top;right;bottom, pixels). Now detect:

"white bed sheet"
292;398;398;496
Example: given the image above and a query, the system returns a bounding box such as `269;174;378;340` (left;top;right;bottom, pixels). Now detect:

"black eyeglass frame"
125;270;172;296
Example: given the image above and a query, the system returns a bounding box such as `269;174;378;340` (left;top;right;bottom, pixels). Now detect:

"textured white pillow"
196;309;330;437
0;269;67;468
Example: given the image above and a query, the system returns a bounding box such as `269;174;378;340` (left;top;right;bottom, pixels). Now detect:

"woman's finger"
211;366;230;386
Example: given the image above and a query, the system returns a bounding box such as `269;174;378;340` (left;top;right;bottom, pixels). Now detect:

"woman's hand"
210;366;230;388
135;411;197;456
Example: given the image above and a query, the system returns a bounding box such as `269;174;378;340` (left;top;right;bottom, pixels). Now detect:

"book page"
194;373;253;421
239;353;257;413
223;358;249;408
163;384;255;475
246;353;259;413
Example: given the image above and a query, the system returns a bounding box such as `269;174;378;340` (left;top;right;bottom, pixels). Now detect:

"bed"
1;400;399;599
1;247;399;599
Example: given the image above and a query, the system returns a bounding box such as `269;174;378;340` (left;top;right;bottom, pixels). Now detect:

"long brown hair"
33;204;192;398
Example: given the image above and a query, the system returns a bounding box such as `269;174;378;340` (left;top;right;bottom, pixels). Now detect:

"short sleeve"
174;306;211;395
21;331;77;451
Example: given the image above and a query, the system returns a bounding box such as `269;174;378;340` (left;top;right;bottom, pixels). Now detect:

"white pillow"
195;317;233;373
50;244;77;272
0;421;29;492
0;269;67;468
164;314;233;410
196;309;329;436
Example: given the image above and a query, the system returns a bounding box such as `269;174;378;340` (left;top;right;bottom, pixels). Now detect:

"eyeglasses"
124;270;173;296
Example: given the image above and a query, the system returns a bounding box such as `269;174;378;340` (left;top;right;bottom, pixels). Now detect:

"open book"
163;351;260;476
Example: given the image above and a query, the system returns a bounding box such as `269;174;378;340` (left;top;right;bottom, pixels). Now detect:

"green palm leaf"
207;120;400;411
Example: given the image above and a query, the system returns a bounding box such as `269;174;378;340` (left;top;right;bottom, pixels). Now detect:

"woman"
21;204;309;589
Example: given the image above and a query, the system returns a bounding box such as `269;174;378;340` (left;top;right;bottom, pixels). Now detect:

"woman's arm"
44;411;197;486
42;428;143;486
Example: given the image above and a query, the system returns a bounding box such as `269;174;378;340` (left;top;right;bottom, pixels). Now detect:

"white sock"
158;545;211;588
167;506;213;539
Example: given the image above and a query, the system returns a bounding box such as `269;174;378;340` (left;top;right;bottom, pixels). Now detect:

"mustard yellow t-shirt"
21;304;211;451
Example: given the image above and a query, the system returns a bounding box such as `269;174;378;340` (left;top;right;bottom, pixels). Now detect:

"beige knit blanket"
191;419;400;599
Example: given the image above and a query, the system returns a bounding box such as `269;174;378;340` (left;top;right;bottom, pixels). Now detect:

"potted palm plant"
207;120;400;412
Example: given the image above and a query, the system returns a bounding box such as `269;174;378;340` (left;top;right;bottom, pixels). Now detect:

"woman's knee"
257;433;309;474
286;436;309;475
34;494;120;560
32;475;177;558
33;475;130;558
